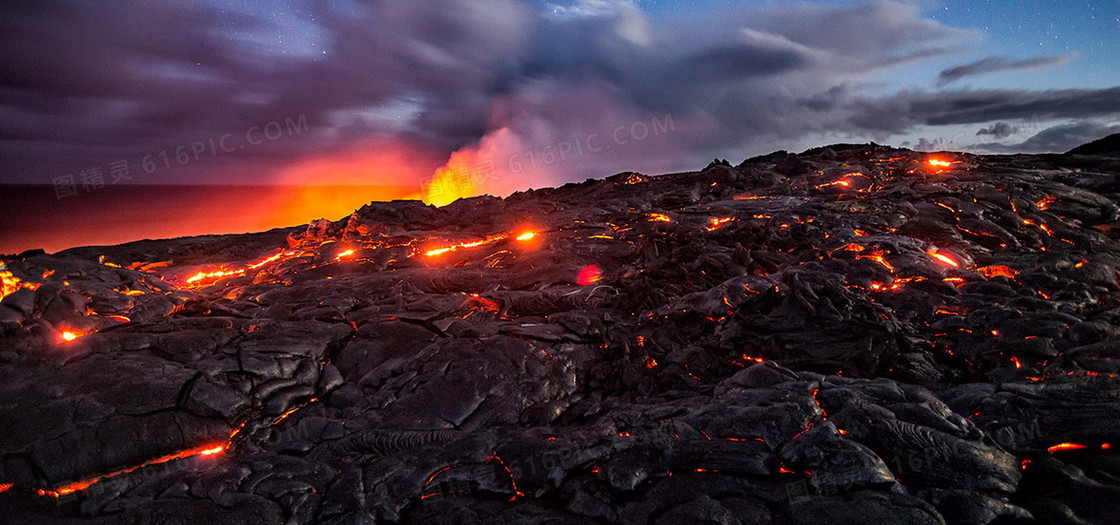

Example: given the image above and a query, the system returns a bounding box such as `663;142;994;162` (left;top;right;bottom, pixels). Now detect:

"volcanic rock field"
3;142;1120;524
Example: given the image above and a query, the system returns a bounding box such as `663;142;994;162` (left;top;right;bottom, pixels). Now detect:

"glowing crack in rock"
36;443;226;497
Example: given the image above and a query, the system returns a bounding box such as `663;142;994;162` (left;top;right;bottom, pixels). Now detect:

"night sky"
1;0;1119;250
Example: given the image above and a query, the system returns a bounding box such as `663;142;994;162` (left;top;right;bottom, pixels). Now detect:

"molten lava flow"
424;236;501;257
707;217;734;231
648;213;671;222
181;249;295;288
976;265;1017;279
1047;443;1087;453
37;443;226;497
335;249;356;261
516;232;536;241
816;179;851;189
0;268;21;301
0;482;12;493
927;248;959;267
857;249;895;272
185;268;243;286
60;330;82;342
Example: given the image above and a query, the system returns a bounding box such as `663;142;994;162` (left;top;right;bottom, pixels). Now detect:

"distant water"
0;184;419;255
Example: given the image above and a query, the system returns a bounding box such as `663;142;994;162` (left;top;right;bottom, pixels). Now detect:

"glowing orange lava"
707;217;734;231
976;265;1017;279
335;249;356;261
0;268;22;301
816;179;851;189
927;248;959;267
1047;443;1087;453
37;442;225;497
857;249;895;272
648;213;671;222
516;232;536;241
60;331;81;342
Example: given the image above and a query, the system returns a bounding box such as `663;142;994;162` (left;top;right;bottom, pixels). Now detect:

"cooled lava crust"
3;143;1120;524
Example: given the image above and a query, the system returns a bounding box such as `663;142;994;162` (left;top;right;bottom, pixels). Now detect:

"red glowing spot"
645;356;658;369
779;467;794;474
1010;356;1022;369
1036;196;1054;210
618;431;630;437
200;446;223;455
648;213;671;222
591;465;600;473
837;428;848;435
515;231;536;241
1103;443;1111;450
1048;442;1087;452
742;355;764;363
577;265;602;286
0;482;12;494
991;330;999;337
1021;459;1031;470
61;331;81;342
335;249;356;261
928;159;952;168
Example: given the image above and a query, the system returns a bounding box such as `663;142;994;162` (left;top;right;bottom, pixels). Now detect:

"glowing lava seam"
35;443;226;497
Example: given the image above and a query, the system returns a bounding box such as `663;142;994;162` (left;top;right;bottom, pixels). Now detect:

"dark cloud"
846;86;1120;135
938;54;1075;86
0;0;1117;191
976;122;1018;139
970;122;1120;154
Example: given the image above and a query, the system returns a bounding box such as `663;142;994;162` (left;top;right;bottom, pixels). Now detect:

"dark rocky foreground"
3;143;1120;524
